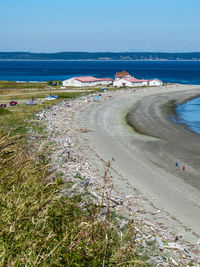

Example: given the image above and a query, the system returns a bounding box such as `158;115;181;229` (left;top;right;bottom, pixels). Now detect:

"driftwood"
156;236;165;251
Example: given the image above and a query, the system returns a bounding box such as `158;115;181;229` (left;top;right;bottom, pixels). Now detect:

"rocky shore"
37;85;200;266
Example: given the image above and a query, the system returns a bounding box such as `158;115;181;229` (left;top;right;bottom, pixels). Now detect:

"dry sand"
72;84;200;244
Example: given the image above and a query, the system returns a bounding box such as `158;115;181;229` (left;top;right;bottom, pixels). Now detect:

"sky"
0;0;200;52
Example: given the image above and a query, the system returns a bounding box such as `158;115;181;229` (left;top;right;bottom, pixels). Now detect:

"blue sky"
1;0;200;52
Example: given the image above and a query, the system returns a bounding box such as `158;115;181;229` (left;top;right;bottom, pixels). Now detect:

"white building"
113;70;162;88
115;70;131;81
148;79;163;86
113;78;149;87
100;78;114;85
62;76;113;87
62;71;162;88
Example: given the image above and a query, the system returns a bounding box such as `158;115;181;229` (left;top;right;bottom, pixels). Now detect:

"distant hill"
0;52;200;61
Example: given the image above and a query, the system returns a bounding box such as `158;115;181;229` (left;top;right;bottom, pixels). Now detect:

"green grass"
0;92;83;136
0;81;47;89
74;172;84;180
0;103;48;136
0;91;83;101
56;92;82;99
0;108;11;115
0;133;145;266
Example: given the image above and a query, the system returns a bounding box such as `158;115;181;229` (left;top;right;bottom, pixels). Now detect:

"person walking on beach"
175;162;179;170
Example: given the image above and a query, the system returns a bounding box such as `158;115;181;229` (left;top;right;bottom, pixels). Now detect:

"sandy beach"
39;84;200;263
70;84;200;245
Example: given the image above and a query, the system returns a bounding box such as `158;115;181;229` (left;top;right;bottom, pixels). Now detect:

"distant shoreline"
1;51;200;61
0;59;200;62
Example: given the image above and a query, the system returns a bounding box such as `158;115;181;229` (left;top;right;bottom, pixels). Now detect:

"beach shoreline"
39;84;200;263
72;84;200;243
125;87;200;191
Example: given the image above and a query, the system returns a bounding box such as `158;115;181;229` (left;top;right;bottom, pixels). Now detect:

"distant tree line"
0;52;200;60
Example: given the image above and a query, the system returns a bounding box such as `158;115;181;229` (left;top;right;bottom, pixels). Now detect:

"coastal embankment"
39;84;200;264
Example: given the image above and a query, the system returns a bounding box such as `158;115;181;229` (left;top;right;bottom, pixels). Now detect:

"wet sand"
75;84;200;243
126;87;200;191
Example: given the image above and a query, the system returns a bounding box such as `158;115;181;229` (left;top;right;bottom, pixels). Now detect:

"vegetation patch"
0;133;145;266
0;81;47;90
0;107;11;115
0;104;48;136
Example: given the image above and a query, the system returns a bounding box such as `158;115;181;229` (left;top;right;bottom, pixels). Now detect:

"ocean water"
0;60;200;84
176;97;200;135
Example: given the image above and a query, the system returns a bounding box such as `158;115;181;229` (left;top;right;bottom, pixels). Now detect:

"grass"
0;92;83;136
0;107;11;115
0;103;48;136
0;81;47;89
0;91;84;101
0;133;145;266
56;92;83;99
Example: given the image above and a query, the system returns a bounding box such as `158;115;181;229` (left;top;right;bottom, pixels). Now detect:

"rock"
119;219;126;229
79;178;90;187
156;236;165;251
165;243;184;251
169;257;179;266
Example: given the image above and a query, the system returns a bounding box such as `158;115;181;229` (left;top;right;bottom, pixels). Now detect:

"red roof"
74;76;114;83
136;79;149;82
100;78;114;81
75;76;100;82
115;70;131;78
124;78;149;83
126;78;139;82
